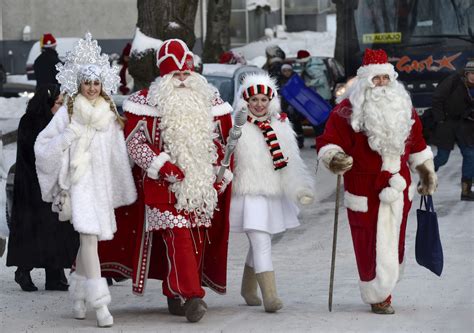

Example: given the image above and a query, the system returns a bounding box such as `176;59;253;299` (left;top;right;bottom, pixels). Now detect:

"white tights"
245;230;273;273
74;234;101;279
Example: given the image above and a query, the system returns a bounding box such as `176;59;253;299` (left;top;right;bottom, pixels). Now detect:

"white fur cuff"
344;191;368;212
223;168;233;183
297;188;314;205
409;146;433;172
147;152;171;179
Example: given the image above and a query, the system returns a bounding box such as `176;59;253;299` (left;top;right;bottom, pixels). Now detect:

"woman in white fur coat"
230;73;315;313
34;33;136;328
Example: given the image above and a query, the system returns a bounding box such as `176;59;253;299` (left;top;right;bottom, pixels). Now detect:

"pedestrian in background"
34;33;61;89
263;45;285;81
6;84;79;292
431;60;474;201
279;63;305;148
118;42;134;95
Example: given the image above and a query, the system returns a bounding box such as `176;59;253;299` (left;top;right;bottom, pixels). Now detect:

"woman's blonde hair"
66;90;125;128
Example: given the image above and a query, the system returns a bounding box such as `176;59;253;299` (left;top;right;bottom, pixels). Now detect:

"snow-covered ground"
0;140;472;332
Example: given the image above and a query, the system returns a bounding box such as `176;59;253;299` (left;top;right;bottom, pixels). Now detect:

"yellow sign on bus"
363;32;402;44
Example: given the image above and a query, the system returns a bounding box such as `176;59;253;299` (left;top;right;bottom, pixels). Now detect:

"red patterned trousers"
160;227;206;300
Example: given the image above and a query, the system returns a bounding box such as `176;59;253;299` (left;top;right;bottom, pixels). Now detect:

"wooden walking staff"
328;174;342;312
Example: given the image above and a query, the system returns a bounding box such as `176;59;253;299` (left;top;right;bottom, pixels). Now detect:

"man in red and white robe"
317;49;437;314
99;39;233;323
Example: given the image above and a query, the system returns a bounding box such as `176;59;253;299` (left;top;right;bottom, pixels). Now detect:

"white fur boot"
86;278;113;328
69;272;87;319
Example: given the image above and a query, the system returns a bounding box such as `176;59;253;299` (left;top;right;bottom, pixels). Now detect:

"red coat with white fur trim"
98;87;233;295
316;98;433;304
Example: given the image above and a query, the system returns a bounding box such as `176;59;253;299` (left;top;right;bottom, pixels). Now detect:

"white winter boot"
69;272;87;319
86;278;113;327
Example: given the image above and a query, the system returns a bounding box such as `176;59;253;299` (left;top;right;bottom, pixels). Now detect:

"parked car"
202;64;265;108
25;38;81;80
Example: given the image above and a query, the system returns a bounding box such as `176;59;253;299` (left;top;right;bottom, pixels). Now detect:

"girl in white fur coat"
34;33;136;328
230;73;314;313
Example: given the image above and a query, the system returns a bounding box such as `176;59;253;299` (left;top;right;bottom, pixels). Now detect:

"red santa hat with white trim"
356;48;398;82
156;39;194;77
40;33;57;49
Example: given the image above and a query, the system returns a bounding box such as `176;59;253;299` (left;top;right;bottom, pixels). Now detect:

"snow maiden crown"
56;32;120;97
356;48;397;82
156;39;194;77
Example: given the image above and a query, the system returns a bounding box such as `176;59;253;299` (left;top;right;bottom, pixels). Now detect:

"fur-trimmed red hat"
156;39;194;77
357;48;397;81
296;50;311;63
40;33;56;48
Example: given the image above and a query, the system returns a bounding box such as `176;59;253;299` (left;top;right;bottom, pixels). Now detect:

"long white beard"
351;82;414;156
153;73;218;218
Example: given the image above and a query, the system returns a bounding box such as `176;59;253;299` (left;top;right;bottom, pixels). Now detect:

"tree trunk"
130;0;199;90
332;0;361;78
202;0;232;63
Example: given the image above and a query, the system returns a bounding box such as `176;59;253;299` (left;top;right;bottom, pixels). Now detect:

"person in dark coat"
263;45;285;81
6;84;79;291
431;60;474;201
279;63;305;148
33;33;61;89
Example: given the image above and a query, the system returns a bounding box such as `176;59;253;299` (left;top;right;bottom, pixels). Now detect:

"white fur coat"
232;104;314;203
34;97;137;240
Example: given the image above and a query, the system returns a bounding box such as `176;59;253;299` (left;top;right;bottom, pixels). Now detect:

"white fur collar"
73;94;116;130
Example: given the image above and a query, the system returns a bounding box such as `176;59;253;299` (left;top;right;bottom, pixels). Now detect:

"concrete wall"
1;0;137;41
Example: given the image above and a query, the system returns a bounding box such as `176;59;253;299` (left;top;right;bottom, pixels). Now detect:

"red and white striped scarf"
247;115;288;170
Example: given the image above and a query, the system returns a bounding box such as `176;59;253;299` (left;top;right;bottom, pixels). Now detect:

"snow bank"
131;28;163;55
6;75;36;86
0;97;29;119
232;30;336;62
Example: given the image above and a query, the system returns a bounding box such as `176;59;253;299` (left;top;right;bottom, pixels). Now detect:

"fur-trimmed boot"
255;271;283;313
371;296;395;315
86;278;113;327
183;297;207;323
241;265;262;306
69;272;87;319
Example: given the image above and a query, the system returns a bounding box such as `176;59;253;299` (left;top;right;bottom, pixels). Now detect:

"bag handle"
420;195;434;212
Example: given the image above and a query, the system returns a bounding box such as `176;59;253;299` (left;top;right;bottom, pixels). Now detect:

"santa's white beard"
351;82;414;156
153;73;218;218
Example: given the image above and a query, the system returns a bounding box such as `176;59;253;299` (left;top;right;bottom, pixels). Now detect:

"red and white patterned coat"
123;88;233;231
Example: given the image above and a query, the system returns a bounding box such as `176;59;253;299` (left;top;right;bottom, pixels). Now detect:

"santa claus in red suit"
316;49;437;314
98;39;233;323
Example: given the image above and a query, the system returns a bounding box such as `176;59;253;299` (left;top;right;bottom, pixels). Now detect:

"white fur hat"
238;73;280;116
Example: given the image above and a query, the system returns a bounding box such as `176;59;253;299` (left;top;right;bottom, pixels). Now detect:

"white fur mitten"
297;188;314;205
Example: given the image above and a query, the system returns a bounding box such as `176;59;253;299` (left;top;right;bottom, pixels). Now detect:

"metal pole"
328;174;342;312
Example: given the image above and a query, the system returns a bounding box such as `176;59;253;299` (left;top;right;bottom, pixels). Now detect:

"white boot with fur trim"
86;278;113;327
69;273;87;319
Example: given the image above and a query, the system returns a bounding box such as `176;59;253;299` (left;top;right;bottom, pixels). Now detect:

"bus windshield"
354;0;474;45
